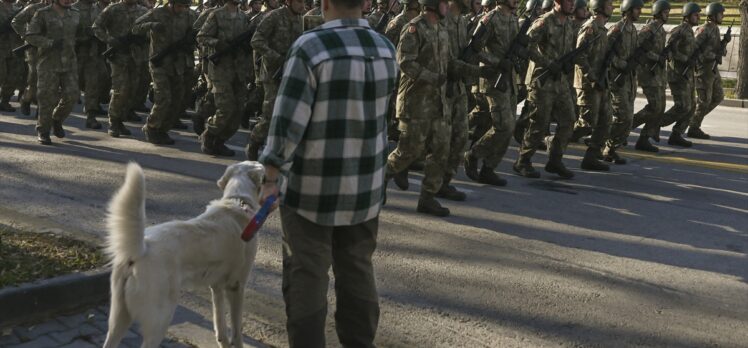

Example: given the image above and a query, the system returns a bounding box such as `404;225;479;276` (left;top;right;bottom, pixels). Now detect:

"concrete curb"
0;269;111;328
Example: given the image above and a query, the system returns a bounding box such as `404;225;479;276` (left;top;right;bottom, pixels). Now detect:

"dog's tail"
105;162;146;266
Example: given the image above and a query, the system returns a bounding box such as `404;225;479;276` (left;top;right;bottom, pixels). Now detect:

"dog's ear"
217;164;237;190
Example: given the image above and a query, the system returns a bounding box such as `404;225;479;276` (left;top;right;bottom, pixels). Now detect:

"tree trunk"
736;0;748;99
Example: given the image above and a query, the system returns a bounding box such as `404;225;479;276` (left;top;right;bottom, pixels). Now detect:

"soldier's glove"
50;39;64;50
148;22;165;33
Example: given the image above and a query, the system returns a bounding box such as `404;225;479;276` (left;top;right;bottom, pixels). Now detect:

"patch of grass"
0;225;105;288
723;78;737;89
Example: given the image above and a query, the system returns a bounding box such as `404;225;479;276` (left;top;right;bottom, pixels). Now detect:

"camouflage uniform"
197;4;252;143
383;6;417;140
132;5;197;143
303;5;319;16
248;6;302;146
690;21;724;131
387;15;450;197
573;17;610;151
11;1;45;112
0;1;23;110
93;1;148;130
25;4;80;136
605;18;637;152
660;22;695;136
468;8;517;172
632;19;667;141
73;0;107;118
516;10;576;176
191;4;218;133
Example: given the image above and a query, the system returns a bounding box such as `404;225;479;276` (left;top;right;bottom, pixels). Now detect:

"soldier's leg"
83;57;106;114
473;91;514;170
36;71;61;134
0;55;16;111
606;83;634;151
664;82;694;147
636;86;665;152
446;93;468;175
52;70;80;125
386;118;429;176
518;89;550;162
21;51;38;107
249;80;278;144
690;76;712;130
671;82;693;135
580;89;611;170
167;73;186;131
206;77;242;140
108;61;132;126
146;69;174;133
547;88;576;157
418;116;451;216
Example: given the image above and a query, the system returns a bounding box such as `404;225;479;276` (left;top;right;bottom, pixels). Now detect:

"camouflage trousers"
446;91;469;175
134;61;150;109
469;89;516;170
146;68;185;133
21;50;38;105
633;86;665;138
249;80;277;144
606;78;636;149
206;73;246;140
575;87;611;150
0;54;24;100
691;74;723;129
387;115;451;196
107;58;138;123
36;69;79;133
519;84;575;161
77;54;108;114
661;81;694;135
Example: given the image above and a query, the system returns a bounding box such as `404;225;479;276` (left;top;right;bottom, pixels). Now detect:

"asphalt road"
1;97;746;347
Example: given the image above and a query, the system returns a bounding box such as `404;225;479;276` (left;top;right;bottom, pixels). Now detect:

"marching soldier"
197;0;252;156
514;0;577;179
93;0;148;137
0;0;23;112
302;0;318;15
464;0;520;186
132;0;197;145
74;0;107;129
190;0;222;135
572;0;612;171
11;0;50;116
385;0;419;48
688;1;729;140
368;0;388;27
660;2;700;148
245;0;304;160
602;0;641;165
631;0;669;152
571;0;587;30
386;0;452;216
25;0;80;145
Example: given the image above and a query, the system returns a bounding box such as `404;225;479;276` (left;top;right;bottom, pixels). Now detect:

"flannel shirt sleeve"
259;48;317;169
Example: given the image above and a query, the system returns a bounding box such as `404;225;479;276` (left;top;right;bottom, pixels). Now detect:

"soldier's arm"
608;25;627;70
574;26;595;81
194;9;210;31
667;27;688;63
398;24;440;84
384;19;399;45
92;7;112;43
251;12;283;65
639;26;660;62
695;27;716;62
11;6;33;37
132;9;159;35
196;11;219;47
474;19;502;66
525;18;550;68
25;11;52;48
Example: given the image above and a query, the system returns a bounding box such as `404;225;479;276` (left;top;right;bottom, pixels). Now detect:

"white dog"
103;161;265;348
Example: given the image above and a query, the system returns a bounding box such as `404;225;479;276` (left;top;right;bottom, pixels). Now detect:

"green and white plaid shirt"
259;18;398;226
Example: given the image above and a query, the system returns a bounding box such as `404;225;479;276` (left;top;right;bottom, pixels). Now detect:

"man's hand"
260;182;280;212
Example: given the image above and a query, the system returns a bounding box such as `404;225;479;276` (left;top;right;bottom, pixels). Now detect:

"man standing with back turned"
258;0;398;345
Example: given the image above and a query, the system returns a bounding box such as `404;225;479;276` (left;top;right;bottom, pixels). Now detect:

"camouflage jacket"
11;1;45;40
525;10;575;92
251;6;302;82
25;5;79;72
573;17;608;90
607;18;637;85
384;10;415;48
475;7;518;93
693;21;722;78
132;5;197;75
197;5;252;76
397;14;449;120
666;22;695;84
193;5;217;56
93;2;148;63
72;0;104;57
303;6;320;16
0;1;22;57
636;19;667;87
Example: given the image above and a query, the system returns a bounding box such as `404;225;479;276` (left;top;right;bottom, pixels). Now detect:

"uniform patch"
408;25;416;33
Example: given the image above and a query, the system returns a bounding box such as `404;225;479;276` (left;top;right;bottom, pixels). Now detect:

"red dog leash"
241;195;276;241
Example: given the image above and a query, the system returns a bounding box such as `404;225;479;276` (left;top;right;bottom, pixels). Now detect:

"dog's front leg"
226;280;246;348
210;286;231;348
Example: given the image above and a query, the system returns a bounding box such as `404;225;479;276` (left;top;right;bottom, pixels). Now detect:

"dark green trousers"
280;207;380;348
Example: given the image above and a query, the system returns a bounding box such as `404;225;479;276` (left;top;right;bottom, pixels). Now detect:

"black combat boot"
631;114;644;130
436;175;466;201
20;101;31;116
668;132;692;147
635;135;658;152
245;140;262;160
687;127;710;139
214;139;236;157
108;121;131;137
85;114;102;129
52;120;65;138
417;193;450;217
463;151;480;181
603;147;627;164
0;96;15;112
513;158;540;178
545;155;574;179
37;130;52;145
143;127;174;145
580;147;610;171
478;166;507;186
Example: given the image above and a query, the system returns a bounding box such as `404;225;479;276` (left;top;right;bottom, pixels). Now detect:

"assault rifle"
101;33;147;59
493;2;541;91
149;28;197;67
459;10;495;63
12;43;32;57
535;33;601;84
712;19;734;71
205;28;255;66
649;31;679;74
612;22;662;85
374;0;397;33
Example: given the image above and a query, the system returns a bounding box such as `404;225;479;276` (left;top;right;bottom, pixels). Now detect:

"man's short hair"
329;0;365;9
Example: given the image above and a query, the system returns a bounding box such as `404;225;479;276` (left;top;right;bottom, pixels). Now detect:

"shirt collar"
318;18;371;30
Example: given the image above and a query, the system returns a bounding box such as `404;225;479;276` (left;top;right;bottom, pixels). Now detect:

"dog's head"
217;161;265;201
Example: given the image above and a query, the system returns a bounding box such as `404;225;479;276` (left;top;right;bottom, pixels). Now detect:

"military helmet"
682;2;701;17
589;0;607;13
651;0;670;17
541;0;552;10
574;0;587;10
620;0;643;12
525;0;539;11
399;0;410;4
170;0;191;5
480;0;495;6
419;0;444;8
705;2;725;16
